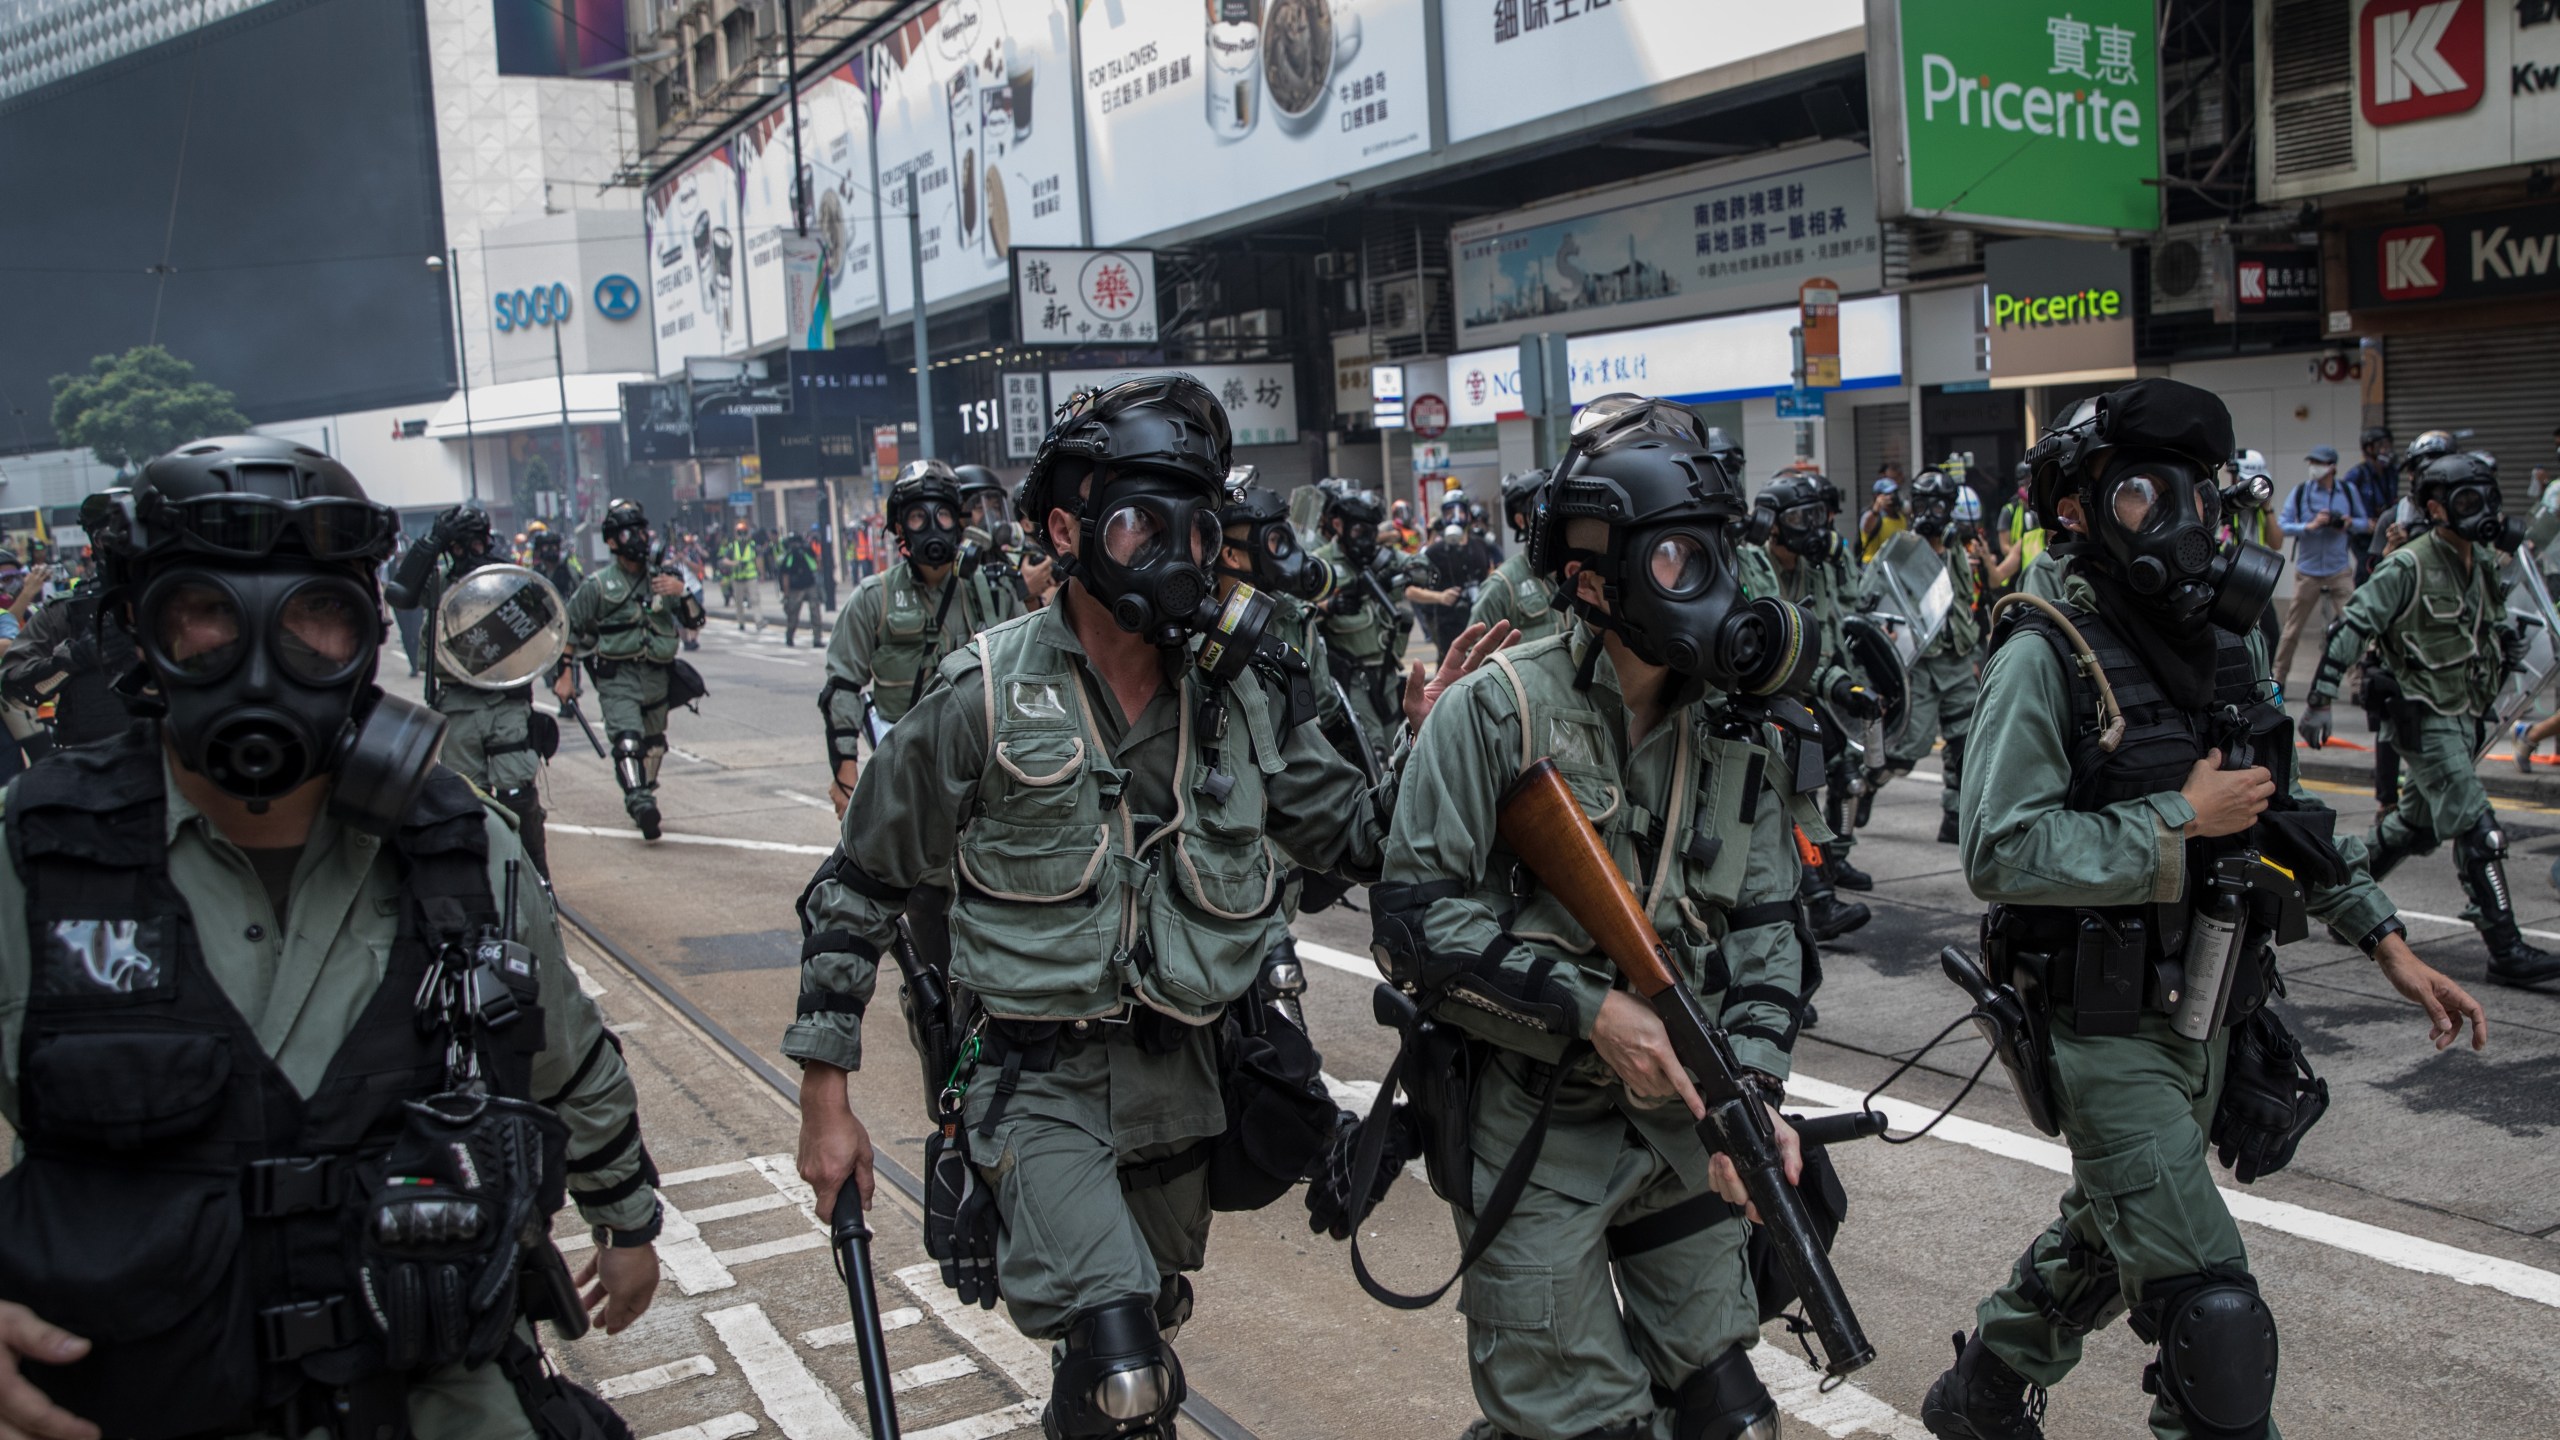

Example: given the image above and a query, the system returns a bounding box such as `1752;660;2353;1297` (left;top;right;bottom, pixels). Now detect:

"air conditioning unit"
2148;227;2228;316
1372;277;1425;340
1232;308;1284;338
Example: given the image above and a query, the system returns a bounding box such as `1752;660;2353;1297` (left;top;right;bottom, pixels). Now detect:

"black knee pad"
2458;810;2508;863
610;731;648;793
1047;1298;1185;1439
2135;1274;2277;1440
1671;1343;1778;1440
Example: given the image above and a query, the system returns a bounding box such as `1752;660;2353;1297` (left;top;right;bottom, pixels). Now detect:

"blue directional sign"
593;273;642;322
1775;387;1826;419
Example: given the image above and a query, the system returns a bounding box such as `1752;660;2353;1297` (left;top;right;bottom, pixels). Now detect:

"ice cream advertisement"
1080;0;1431;245
643;145;746;376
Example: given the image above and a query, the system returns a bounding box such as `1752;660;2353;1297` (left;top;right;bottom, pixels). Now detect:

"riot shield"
434;564;567;690
2485;542;2560;757
1862;531;1955;661
1841;612;1910;751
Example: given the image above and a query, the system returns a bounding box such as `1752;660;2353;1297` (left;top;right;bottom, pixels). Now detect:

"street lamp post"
430;251;479;503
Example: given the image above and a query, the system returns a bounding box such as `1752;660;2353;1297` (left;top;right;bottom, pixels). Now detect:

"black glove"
2299;703;2334;749
1305;1106;1416;1243
1325;587;1364;617
2498;623;2532;677
2211;1007;2330;1184
359;1092;569;1372
1828;676;1882;720
922;1126;1000;1309
427;505;473;552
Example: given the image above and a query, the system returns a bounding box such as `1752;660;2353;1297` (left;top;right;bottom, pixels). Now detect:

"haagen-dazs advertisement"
1080;0;1430;245
870;0;1083;315
644;145;747;375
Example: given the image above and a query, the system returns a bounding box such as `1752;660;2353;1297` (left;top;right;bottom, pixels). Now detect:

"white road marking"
598;1354;716;1400
567;958;607;998
653;1190;740;1294
776;788;838;811
895;1262;1054;1394
2399;907;2560;943
641;1415;759;1440
686;1192;795;1226
889;1354;982;1393
705;1302;863;1440
803;1309;923;1348
1751;1346;1930;1439
714;1231;835;1266
660;1160;760;1186
738;651;814;667
1293;940;2560;1313
908;1401;1044;1440
552;823;833;856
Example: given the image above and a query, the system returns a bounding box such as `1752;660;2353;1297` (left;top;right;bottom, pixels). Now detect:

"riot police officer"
529;524;582;599
818;461;1024;811
1743;466;1879;940
1313;481;1425;773
2302;451;2560;989
1868;467;1982;844
384;505;561;877
955;463;1032;608
1372;395;1820;1440
555;500;707;841
1927;380;2484;1440
788;376;1496;1440
0;436;662;1439
1469;470;1564;644
0;493;132;749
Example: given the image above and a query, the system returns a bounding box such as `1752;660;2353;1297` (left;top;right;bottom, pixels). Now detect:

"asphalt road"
507;610;2560;1440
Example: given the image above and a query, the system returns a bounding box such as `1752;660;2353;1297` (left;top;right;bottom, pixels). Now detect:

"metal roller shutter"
1236;440;1315;494
1855;402;1910;486
2384;327;2560;506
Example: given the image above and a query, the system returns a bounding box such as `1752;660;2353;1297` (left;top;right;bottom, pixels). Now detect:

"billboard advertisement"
2260;2;2560;200
1445;294;1904;426
734;62;883;349
870;0;1083;316
1441;0;1861;145
623;382;694;463
1079;0;1432;244
1048;362;1301;446
1016;247;1160;345
1453;142;1881;349
1870;0;2161;236
645;144;748;373
492;0;628;77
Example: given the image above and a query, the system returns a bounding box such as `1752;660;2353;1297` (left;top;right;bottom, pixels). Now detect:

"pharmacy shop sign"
1869;0;2162;236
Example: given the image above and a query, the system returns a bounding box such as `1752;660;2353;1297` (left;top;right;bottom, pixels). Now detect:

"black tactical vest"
0;726;528;1437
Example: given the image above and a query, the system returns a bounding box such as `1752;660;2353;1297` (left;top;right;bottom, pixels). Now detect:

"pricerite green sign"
1878;0;2160;236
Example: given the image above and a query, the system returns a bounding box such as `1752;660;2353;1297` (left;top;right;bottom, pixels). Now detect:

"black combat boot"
1938;812;1960;845
1801;863;1870;942
2458;817;2560;988
1826;844;1873;892
1921;1331;2047;1440
634;801;663;842
2483;923;2560;988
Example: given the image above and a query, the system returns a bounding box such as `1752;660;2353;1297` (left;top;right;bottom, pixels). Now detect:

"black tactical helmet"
890;459;966;515
1320;479;1387;528
1910;467;1962;509
1705;426;1745;481
2400;429;2459;479
1499;469;1548;541
94;435;397;593
1527;396;1740;580
953;462;1008;513
602;498;649;537
1017;375;1231;536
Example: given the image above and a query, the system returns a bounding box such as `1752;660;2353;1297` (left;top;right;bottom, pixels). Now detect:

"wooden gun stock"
1494;757;1876;1379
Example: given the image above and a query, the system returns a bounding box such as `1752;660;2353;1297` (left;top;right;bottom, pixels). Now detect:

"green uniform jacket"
823;560;1023;735
0;757;653;1436
1468;548;1564;645
787;600;1390;1078
1961;572;2394;942
1743;535;1867;703
1382;624;1812;1199
566;563;690;665
1313;539;1418;667
2314;529;2506;716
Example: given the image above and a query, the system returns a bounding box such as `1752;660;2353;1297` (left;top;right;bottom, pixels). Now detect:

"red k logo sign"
2377;224;2449;299
2361;0;2487;126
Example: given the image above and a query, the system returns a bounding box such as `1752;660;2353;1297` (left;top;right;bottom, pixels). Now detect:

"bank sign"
2347;201;2560;307
1869;0;2161;236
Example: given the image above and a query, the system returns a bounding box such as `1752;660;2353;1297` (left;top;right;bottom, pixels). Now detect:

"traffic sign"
1409;393;1450;440
1776;388;1826;419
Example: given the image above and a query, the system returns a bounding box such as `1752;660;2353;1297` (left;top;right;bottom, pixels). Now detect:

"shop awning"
424;374;651;439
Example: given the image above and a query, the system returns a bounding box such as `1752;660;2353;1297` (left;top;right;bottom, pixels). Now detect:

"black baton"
830;1185;904;1439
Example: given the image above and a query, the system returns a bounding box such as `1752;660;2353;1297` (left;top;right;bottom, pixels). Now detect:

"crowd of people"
0;379;2548;1440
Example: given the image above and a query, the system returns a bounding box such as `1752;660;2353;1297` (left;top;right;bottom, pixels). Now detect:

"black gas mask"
1909;473;1960;540
137;564;443;834
605;522;651;565
2090;453;2283;633
1565;521;1814;696
1079;472;1226;644
2424;461;2525;550
1219;496;1326;603
898;497;964;569
1333;517;1381;569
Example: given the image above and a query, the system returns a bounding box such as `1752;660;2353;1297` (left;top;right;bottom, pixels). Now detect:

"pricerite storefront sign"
1869;0;2161;237
1452;141;1881;350
2347;201;2560;307
1981;237;2135;381
1015;247;1159;345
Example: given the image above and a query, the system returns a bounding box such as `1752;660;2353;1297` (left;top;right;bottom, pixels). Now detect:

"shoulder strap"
1486;650;1535;776
1344;1045;1570;1310
1987;593;2125;752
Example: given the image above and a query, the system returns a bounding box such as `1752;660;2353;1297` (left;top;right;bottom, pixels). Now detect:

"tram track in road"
554;897;1264;1440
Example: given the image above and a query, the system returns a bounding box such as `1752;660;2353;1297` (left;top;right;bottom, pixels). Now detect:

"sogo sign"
2362;0;2487;126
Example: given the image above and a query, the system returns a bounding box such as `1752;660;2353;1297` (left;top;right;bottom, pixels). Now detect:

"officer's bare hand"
2375;933;2489;1052
650;574;684;597
553;672;577;703
1706;1102;1805;1224
2179;750;2273;838
1592;988;1705;1120
798;1062;876;1219
1404;620;1519;734
574;1244;661;1336
0;1302;98;1440
830;760;861;818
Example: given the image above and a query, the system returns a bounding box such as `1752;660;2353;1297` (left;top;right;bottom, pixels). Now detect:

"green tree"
48;345;250;472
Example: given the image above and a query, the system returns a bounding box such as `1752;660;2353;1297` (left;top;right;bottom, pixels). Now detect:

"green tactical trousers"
1888;649;1979;817
2371;708;2491;851
1453;1061;1759;1440
439;690;540;795
1976;1012;2276;1440
594;661;671;820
